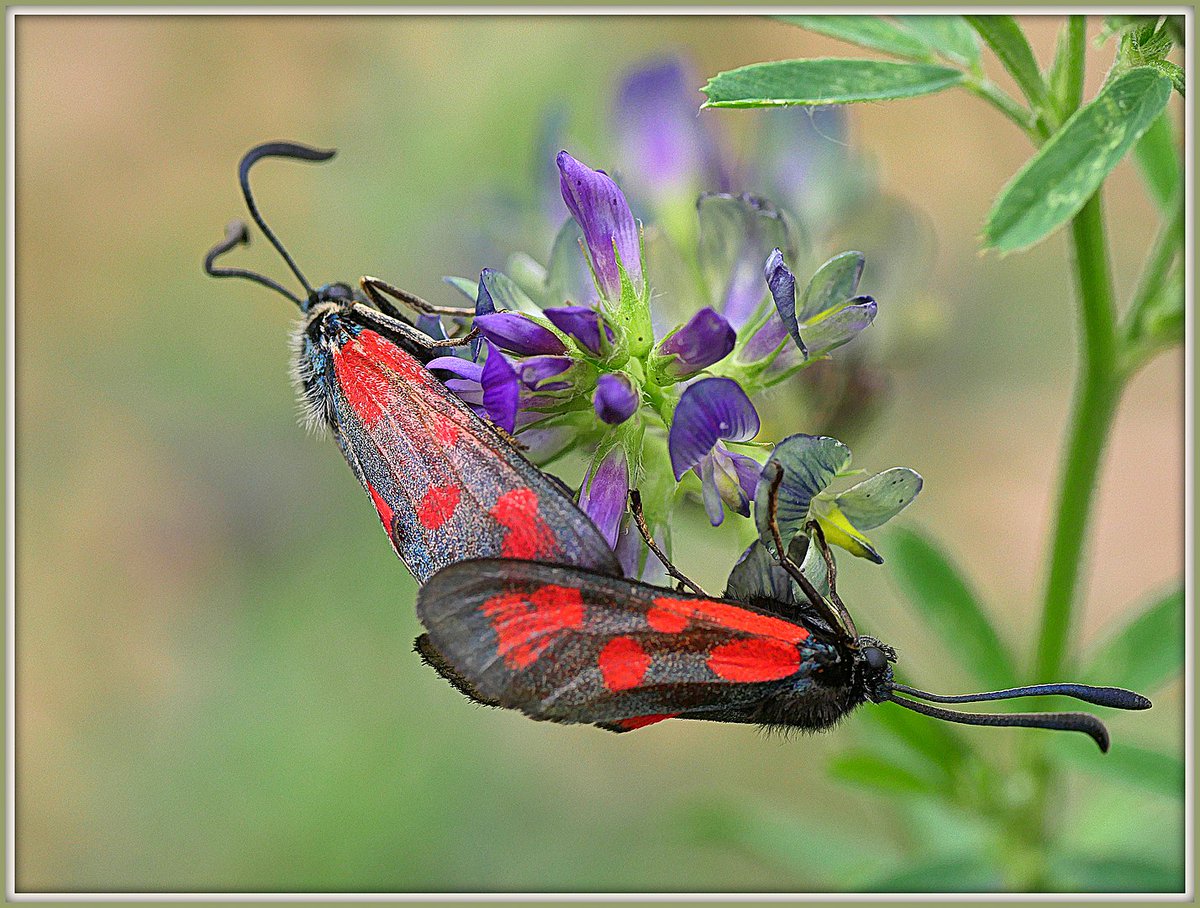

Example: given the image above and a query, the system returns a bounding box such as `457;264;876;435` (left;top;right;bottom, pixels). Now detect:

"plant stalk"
1033;191;1120;681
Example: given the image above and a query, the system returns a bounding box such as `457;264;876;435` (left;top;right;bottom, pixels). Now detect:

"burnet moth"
204;141;621;584
415;471;1151;751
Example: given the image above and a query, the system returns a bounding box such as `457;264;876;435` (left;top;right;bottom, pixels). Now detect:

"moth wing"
330;321;620;583
417;559;826;730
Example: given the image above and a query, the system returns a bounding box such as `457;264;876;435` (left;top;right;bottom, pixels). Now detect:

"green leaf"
702;59;964;108
868;856;1002;892
827;751;940;796
894;16;981;67
835;467;923;531
887;528;1018;689
683;798;898;887
983;67;1173;253
964;15;1048;109
866;699;968;774
776;16;936;61
1134;111;1182;210
442;275;479;304
481;269;540;315
1082;585;1182;692
1051;854;1183;892
1052;738;1183;798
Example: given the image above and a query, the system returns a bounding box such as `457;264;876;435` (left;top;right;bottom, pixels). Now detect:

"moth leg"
424;327;479;349
414;634;501;708
361;275;471;318
628;490;706;596
805;520;842;606
766;466;855;639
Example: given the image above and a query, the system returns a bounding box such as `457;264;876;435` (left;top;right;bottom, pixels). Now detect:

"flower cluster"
422;57;924;579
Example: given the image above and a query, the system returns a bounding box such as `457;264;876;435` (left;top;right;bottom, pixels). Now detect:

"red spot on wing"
431;416;461;445
357;330;432;384
598;637;651;691
481;584;584;669
333;330;432;428
646;605;689;633
616;713;678;730
707;639;801;682
490;488;556;559
367;483;395;529
418;484;461;530
652;596;809;644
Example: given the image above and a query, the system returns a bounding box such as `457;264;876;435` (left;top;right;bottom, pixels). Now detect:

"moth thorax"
290;304;351;433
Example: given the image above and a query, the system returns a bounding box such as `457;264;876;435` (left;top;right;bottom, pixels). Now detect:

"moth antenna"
766;466;853;640
890;682;1151;711
886;694;1111;752
203;219;305;307
238;141;337;300
628;490;706;596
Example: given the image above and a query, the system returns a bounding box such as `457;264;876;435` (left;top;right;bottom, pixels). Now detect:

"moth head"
855;635;896;703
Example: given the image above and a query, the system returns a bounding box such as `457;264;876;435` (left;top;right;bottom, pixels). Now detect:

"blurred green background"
15;15;1183;892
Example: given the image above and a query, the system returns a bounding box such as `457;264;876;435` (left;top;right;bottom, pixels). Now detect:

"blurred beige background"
15;14;1183;892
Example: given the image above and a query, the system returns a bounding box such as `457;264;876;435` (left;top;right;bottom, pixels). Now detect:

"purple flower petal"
557;151;642;301
578;445;629;549
656;307;735;378
765;248;805;355
516;355;576;391
426;356;484;383
699;457;726;526
479;341;519;433
474;312;568;356
614;57;726;199
739;314;789;364
593;373;639;425
543;305;614;355
730;450;763;503
471;271;497;360
668;377;760;480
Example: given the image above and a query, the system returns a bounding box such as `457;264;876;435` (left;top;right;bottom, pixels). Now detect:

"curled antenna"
886;694;1114;752
203;219;304;306
203;141;336;308
891;682;1152;711
238;141;335;298
885;681;1150;752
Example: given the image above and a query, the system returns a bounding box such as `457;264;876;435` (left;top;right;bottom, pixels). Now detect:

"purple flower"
578;445;629;549
762;248;877;360
654;307;735;380
614;57;727;201
433;342;532;433
474;312;568;357
700;445;762;526
593;373;638;425
427;356;486;410
543;305;614;355
515;355;577;392
668;378;762;526
479;342;519;433
557;151;642;301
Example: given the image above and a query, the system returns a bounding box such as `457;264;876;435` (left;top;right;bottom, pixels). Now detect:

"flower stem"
1033;191;1120;681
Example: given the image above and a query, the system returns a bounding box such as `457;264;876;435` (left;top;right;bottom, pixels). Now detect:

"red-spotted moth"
415;480;1151;751
204;142;620;584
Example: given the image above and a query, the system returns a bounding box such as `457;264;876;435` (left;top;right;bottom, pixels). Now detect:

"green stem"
1124;196;1184;350
1033;192;1120;681
961;76;1039;138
